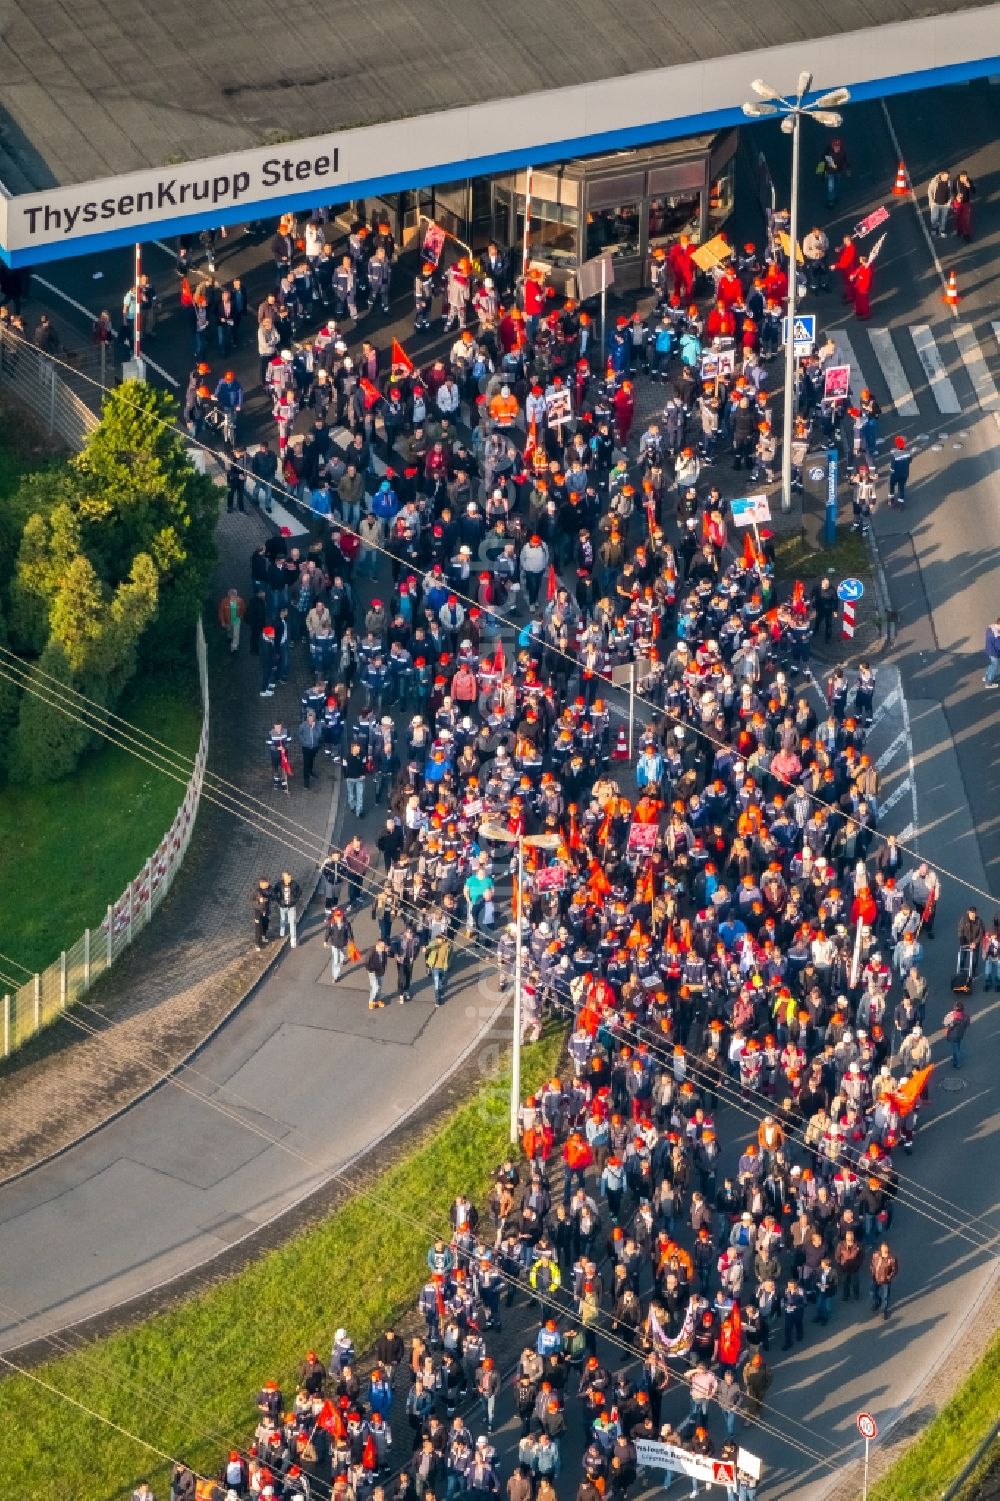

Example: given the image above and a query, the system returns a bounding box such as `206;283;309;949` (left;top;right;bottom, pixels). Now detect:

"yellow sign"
691;233;732;271
778;231;805;266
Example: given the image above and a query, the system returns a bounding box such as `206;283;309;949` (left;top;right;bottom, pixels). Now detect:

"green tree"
8;638;90;784
8;502;83;654
72;384;217;664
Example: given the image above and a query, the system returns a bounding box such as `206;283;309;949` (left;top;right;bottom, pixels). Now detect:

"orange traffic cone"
611;727;629;760
892;161;909;196
943;270;959;307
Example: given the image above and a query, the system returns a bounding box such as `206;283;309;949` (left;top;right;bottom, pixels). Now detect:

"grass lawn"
0;670;201;977
869;1328;1000;1501
773;529;872;584
0;1026;565;1501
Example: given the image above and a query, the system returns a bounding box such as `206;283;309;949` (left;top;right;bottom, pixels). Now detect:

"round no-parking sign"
857;1412;878;1441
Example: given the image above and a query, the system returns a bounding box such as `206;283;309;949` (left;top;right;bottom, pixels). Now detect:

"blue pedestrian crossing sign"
782;314;816;354
837;577;865;602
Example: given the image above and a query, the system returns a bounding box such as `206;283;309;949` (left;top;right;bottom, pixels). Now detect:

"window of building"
585;203;640;261
515;197;579;265
647;192;702;248
707;156;736;236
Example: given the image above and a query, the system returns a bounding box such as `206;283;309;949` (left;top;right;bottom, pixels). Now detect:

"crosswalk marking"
910;325;962;414
876;729;909;772
869;328;919;416
879;779;913;816
954;323;1000;412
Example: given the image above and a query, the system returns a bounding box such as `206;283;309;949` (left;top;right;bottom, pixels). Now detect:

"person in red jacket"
718;265;743;309
613;380;635;447
706;301;736;343
850;254;874;320
562;1127;593;1204
668;235;695;299
762;260;788;305
523;267;547;336
834;234;857;301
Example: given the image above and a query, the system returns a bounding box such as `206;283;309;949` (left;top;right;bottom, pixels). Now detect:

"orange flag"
792;578;806;610
743;533;758;569
359;377;381;410
890;1065;932;1116
347;941;361;963
391;337;414;374
511;873;520;920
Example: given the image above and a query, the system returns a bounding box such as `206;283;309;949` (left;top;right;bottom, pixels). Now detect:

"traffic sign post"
782;312;816;356
857;1411;878;1501
824;444;839;546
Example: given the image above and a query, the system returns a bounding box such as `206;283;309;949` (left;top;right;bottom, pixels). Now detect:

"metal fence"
0;325;102;447
2;619;210;1057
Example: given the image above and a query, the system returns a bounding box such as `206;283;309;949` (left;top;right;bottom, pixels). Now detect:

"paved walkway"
0;501;337;1182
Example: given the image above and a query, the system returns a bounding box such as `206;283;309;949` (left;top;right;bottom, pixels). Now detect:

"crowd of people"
139;156;994;1501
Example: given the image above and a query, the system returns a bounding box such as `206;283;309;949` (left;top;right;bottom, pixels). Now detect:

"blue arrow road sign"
837;577;865;602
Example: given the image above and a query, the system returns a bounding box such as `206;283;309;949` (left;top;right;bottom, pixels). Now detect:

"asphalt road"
5;80;999;1498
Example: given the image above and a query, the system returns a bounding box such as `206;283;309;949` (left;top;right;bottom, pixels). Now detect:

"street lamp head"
780;115;795;135
796;69;813;99
751;78;783;100
814;86;851;108
812;110;844;128
742;100;779;118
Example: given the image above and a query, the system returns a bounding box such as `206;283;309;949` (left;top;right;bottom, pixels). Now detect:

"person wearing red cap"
888;434;912;507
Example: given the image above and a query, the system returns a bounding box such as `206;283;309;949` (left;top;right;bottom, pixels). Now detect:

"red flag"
792;579;806;610
889;1066;932;1116
547;564;558;602
493;640;505;676
360;377;381;410
391;337;414;374
743;533;757;569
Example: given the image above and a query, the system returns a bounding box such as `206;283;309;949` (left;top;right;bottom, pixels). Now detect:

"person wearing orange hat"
668;233;695;299
443;257;471;332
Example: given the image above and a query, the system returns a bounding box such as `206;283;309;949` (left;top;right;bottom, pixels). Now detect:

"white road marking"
879;780;913;816
876;729;909;772
870;686;901;730
954;323;1000;411
880;99;953;314
869;328;919;416
910;326;961;414
33;273;179;388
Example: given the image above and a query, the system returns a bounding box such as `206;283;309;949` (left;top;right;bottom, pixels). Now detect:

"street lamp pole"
742;75;851;514
479;823;561;1146
782;107;801;516
510;834;524;1145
